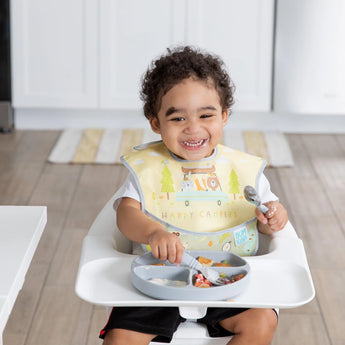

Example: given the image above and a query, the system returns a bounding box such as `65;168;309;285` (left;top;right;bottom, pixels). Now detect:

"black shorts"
99;306;251;343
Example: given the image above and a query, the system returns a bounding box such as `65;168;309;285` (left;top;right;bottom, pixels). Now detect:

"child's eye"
200;114;213;119
170;117;185;122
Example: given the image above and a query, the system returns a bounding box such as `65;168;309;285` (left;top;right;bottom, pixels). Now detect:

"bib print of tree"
161;160;175;200
229;169;240;200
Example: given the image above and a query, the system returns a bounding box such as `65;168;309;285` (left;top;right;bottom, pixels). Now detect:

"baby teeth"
184;139;204;147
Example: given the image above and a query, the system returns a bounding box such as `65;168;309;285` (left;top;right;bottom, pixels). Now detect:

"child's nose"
183;119;200;134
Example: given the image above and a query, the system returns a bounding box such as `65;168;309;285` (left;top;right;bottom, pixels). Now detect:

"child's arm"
117;197;184;264
255;201;288;235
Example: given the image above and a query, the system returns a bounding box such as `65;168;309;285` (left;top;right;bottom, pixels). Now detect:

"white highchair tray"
75;222;315;310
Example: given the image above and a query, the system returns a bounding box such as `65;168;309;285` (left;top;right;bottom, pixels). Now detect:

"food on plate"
148;278;187;287
197;257;232;267
193;272;245;288
197;256;214;266
214;261;232;267
194;273;212;288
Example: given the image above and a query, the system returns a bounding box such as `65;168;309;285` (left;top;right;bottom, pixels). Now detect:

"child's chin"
181;150;210;161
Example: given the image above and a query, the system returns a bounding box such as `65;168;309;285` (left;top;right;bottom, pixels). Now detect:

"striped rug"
48;128;294;167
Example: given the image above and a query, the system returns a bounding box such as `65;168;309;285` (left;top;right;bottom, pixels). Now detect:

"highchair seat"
75;191;315;344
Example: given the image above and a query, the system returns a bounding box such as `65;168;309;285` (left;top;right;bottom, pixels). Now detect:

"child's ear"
222;110;229;126
149;117;161;134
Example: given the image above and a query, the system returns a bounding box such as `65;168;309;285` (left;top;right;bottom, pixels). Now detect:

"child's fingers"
255;208;267;224
150;232;184;264
267;203;288;231
255;201;288;232
268;219;283;231
272;214;288;230
167;241;178;264
158;245;168;262
175;243;184;265
266;203;278;218
267;217;279;229
151;245;160;260
167;237;184;264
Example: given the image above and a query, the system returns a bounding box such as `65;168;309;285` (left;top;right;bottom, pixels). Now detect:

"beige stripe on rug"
73;128;104;163
48;128;294;167
242;131;270;163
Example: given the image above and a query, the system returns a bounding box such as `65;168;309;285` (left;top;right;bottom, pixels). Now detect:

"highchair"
75;191;315;344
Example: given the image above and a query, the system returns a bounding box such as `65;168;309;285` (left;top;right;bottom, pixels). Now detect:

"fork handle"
181;252;203;271
258;204;269;214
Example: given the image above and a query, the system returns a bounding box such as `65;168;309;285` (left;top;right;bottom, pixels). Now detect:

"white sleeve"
113;174;141;211
257;174;278;204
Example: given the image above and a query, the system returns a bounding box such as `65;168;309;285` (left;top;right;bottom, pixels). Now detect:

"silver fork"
181;252;225;286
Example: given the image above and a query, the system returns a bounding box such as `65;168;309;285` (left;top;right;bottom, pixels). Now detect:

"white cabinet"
11;0;274;113
186;0;274;112
100;0;186;109
11;0;98;108
100;0;274;112
274;0;345;114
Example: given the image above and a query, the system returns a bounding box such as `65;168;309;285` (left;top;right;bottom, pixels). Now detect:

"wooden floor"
1;130;345;345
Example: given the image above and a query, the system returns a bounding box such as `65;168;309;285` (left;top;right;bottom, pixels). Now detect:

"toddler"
100;46;288;345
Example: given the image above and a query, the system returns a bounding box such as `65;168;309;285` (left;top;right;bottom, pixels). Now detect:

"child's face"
149;77;228;161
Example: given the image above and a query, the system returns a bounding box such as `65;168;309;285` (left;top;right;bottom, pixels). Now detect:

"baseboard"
0;102;14;131
14;108;345;133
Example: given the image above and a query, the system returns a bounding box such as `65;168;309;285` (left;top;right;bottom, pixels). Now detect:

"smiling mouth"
181;139;208;149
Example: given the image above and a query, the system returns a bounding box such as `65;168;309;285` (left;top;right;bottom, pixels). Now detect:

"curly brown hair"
140;46;235;119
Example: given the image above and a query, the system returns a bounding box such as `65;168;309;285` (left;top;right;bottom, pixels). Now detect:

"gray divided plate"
131;250;250;301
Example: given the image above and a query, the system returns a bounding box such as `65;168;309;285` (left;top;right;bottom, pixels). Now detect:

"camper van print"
176;165;228;206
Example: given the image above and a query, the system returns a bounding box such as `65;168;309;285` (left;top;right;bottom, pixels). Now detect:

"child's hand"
255;201;288;234
148;229;184;265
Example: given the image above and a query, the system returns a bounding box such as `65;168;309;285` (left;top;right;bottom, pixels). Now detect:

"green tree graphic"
161;161;175;200
229;169;240;199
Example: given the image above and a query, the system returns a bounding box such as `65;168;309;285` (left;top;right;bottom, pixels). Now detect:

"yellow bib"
121;141;266;256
